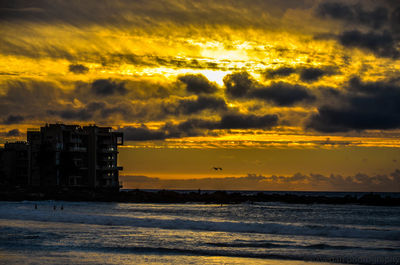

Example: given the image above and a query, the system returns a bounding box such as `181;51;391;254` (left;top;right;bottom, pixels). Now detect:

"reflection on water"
0;201;399;265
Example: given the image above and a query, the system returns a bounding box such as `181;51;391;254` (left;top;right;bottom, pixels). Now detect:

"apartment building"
25;124;124;190
0;142;29;188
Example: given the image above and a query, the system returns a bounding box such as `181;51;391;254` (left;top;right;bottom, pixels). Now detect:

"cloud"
0;79;66;121
316;2;400;59
173;95;228;115
315;2;400;59
178;74;218;94
157;58;223;71
121;174;269;190
47;101;106;121
224;71;255;98
2;115;24;124
317;2;389;29
121;170;400;191
249;82;316;106
391;6;400;35
219;113;278;129
264;66;334;83
5;129;21;137
91;79;127;96
69;64;89;74
164;113;278;137
307;76;400;132
264;67;296;78
224;71;315;106
121;125;167;141
299;68;326;82
163;118;219;137
0;0;313;29
121;112;278;140
339;30;399;58
47;100;159;123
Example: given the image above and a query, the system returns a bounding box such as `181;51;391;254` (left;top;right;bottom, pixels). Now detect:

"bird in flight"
213;167;223;171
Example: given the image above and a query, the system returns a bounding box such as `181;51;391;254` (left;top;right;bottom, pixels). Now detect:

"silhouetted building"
0;142;29;188
27;124;123;190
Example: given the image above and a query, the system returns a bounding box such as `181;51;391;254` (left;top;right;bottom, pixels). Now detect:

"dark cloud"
69;64;89;74
2;115;24;124
47;105;96;121
161;119;216;138
308;77;400;132
299;68;326;82
0;80;65;121
48;101;141;122
224;71;316;106
219;113;278;129
317;2;354;21
250;82;316;106
316;2;400;59
157;58;223;70
121;120;215;141
91;79;127;96
121;125;167;141
0;79;155;124
339;30;399;58
317;2;389;29
264;67;296;78
0;0;313;29
264;66;335;83
74;78;176;101
5;129;21;137
391;6;400;35
160;95;227;117
122;112;279;140
224;72;255;98
164;113;278;137
178;74;218;94
175;95;227;115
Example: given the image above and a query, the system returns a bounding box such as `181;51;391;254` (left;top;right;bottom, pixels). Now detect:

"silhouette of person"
34;204;37;210
60;205;64;210
53;205;56;211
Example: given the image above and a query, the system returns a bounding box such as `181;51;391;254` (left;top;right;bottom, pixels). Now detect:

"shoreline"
0;189;399;206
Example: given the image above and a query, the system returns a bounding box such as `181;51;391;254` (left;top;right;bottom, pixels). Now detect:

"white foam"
0;202;398;241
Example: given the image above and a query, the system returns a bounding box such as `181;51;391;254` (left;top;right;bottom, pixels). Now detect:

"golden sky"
1;0;400;191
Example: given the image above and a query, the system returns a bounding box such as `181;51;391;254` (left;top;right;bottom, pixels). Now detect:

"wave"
208;241;399;252
2;240;398;265
0;207;399;241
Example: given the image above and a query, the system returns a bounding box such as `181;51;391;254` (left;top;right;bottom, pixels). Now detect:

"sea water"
0;200;399;264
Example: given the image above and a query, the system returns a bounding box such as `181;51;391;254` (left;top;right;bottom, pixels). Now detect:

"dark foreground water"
0;200;399;264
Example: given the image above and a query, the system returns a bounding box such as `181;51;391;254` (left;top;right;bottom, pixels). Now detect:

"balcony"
70;138;82;144
98;165;115;170
100;156;114;161
69;147;87;152
97;165;123;171
100;147;117;153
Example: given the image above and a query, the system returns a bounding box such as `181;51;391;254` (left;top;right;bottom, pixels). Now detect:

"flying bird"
212;167;223;171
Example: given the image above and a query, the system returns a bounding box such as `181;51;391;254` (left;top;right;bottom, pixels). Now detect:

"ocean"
0;196;399;264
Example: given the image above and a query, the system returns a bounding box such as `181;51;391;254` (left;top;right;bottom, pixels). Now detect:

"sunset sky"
1;0;400;191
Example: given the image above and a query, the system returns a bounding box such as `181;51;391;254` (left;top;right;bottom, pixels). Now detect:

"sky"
0;0;400;191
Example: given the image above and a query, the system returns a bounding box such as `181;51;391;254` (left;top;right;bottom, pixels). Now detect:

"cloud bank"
121;170;400;192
